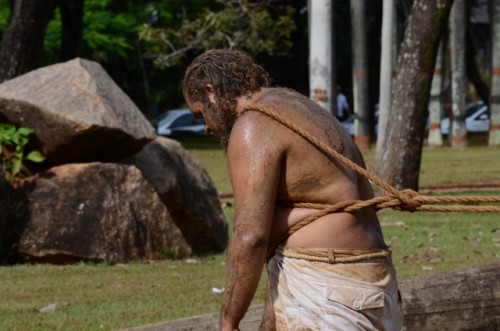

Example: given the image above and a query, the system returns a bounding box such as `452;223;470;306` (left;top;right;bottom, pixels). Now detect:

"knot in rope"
392;189;421;211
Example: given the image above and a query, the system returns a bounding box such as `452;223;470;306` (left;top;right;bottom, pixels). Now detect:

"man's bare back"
232;87;386;251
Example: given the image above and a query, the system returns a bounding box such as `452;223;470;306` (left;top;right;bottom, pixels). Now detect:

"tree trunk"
450;0;467;147
350;0;370;149
400;262;500;331
427;41;445;147
59;0;85;62
0;0;58;82
375;0;395;165
490;0;500;146
378;0;454;190
308;0;335;115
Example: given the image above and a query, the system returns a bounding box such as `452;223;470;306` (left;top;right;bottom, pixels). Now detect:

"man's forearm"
220;236;267;330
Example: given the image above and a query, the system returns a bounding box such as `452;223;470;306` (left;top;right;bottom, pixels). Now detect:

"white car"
153;108;207;136
440;102;490;134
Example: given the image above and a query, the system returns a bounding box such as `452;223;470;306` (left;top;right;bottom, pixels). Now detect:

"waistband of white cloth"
277;246;392;264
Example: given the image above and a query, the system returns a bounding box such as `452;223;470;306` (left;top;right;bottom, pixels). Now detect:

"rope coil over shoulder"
241;105;500;242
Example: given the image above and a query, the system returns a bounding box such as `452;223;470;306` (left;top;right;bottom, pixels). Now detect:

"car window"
477;111;489;120
465;104;484;117
172;114;195;126
194;118;205;125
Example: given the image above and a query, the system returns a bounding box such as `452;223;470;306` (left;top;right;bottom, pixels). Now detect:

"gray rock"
122;137;228;254
0;58;156;166
5;162;191;264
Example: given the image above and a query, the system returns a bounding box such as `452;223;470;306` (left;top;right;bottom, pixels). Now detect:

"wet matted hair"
183;49;271;111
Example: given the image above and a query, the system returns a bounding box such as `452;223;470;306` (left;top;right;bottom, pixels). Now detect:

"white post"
450;0;467;147
428;41;444;146
376;0;395;163
309;0;333;114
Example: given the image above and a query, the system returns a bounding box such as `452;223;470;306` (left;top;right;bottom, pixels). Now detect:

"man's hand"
259;279;277;331
220;314;241;331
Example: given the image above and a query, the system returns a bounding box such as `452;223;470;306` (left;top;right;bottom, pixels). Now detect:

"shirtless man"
183;49;403;331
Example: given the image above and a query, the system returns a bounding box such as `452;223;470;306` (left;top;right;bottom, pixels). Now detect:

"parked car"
153;108;207;136
440;101;490;134
345;101;490;136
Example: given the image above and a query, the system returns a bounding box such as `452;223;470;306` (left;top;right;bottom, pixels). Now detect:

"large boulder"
122;137;228;254
0;58;156;166
4;162;191;264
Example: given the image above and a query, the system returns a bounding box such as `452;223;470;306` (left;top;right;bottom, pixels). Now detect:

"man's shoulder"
258;87;304;101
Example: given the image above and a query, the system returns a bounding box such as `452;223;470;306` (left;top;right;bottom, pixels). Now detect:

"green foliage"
2;0;296;115
83;0;136;61
0;0;9;32
139;0;297;69
42;9;62;66
0;123;45;181
42;0;141;65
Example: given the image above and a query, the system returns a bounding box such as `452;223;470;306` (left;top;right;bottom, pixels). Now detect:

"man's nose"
204;124;212;134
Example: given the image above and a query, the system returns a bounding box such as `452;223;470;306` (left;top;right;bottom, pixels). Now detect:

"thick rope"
241;105;500;233
277;247;391;264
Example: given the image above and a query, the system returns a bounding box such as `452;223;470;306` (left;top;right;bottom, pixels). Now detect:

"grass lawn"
1;136;499;330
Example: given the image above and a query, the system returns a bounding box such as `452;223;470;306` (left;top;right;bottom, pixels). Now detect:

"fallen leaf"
469;236;482;245
38;303;57;314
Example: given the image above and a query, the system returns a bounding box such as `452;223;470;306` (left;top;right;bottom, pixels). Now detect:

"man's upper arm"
227;114;283;239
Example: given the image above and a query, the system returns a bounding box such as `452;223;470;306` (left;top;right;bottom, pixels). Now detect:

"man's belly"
270;205;385;249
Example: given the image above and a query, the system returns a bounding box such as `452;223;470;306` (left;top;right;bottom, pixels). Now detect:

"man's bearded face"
203;99;235;153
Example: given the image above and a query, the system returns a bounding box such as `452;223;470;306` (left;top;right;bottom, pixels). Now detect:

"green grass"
379;206;500;279
418;146;500;186
0;256;237;330
1;138;499;331
179;137;231;195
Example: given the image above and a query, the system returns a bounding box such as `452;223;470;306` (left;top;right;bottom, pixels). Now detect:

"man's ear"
204;84;216;103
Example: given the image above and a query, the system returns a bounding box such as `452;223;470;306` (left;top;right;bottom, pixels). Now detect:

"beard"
205;100;235;154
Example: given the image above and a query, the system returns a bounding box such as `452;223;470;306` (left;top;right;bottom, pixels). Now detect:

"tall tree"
350;0;370;148
375;0;395;165
450;0;467;147
309;0;335;114
0;0;58;82
490;0;500;145
427;40;445;147
378;0;454;190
